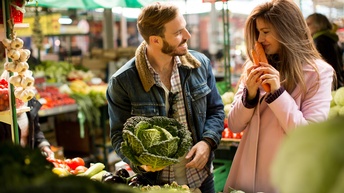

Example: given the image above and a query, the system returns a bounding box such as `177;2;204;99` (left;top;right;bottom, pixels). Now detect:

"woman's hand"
257;62;281;93
245;65;264;99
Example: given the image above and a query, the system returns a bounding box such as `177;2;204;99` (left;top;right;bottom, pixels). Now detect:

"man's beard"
161;39;188;56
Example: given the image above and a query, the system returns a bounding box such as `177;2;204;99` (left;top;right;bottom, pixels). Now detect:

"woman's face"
256;17;280;55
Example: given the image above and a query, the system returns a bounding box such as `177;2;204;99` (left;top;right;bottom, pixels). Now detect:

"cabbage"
271;116;344;193
120;116;192;170
333;87;344;106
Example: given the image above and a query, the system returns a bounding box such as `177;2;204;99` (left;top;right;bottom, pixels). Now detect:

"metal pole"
222;0;231;90
2;0;20;145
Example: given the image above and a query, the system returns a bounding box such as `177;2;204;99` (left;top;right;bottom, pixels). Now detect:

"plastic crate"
213;159;232;193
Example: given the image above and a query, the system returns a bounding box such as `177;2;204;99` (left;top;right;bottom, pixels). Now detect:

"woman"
224;0;334;193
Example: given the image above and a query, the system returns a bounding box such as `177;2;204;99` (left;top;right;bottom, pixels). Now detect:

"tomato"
71;165;88;175
65;157;85;170
223;118;228;129
72;157;85;167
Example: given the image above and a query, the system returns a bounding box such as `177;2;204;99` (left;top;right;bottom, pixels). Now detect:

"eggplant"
101;172;113;182
103;175;127;184
115;168;130;178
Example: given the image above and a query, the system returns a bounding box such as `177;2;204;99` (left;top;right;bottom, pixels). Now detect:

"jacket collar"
135;41;201;92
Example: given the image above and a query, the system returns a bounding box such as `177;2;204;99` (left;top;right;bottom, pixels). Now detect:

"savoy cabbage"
120;116;193;170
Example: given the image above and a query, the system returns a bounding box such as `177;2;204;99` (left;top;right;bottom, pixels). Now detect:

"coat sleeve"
228;81;257;133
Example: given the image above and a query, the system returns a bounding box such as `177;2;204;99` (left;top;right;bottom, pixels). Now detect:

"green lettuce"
120;116;193;170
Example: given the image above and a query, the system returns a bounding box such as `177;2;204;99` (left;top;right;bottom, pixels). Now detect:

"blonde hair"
244;0;323;95
137;2;179;43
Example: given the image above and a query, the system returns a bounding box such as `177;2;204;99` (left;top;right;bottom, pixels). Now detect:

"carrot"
252;41;271;92
254;41;268;63
251;49;260;66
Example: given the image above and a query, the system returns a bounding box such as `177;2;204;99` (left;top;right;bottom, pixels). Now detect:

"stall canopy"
27;0;148;9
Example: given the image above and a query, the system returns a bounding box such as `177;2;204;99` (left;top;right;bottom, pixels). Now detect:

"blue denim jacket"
106;47;225;183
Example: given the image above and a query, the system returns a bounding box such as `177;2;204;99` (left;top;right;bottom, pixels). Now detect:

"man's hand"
185;141;211;169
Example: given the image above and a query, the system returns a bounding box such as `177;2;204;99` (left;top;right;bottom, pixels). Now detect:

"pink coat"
223;59;334;193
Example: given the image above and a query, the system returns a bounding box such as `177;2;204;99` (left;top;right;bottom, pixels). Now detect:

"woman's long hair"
244;0;323;96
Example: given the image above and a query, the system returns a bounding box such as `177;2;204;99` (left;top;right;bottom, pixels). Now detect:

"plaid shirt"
145;50;208;188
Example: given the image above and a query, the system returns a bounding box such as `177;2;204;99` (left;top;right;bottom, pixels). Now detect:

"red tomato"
233;132;242;139
72;157;85;167
223;118;228;129
65;157;85;170
71;165;88;175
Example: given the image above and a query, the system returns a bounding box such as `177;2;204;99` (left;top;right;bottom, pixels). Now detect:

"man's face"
306;17;317;36
160;12;191;56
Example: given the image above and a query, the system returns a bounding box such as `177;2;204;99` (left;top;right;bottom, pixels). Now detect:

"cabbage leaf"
120;116;192;170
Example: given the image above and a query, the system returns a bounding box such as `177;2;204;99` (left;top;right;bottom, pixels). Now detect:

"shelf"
218;138;240;150
38;104;78;117
0;23;29;31
0;107;30;124
221;138;241;142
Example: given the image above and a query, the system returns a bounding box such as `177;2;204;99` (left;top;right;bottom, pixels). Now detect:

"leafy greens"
120;116;192;170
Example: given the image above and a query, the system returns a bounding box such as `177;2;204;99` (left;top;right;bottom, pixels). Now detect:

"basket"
213;159;232;193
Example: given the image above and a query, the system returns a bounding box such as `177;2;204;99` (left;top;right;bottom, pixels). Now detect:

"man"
306;13;344;89
106;2;224;193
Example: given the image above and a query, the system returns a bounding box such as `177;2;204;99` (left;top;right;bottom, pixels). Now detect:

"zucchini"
77;162;105;178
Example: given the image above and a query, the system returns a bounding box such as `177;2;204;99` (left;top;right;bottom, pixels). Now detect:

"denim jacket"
106;42;224;183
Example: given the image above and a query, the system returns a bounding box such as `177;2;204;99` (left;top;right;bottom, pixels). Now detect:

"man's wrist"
202;138;215;150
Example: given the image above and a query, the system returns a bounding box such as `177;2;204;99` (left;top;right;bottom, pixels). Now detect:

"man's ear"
149;36;160;45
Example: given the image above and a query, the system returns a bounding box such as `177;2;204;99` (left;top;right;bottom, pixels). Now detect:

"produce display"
46;155;192;193
36;86;76;109
121;116;192;171
328;86;344;118
222;117;243;140
33;60;94;83
0;78;24;111
221;91;243;140
2;33;35;102
0;78;10;111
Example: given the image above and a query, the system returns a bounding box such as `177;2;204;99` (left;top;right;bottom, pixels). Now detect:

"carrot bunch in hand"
251;41;271;92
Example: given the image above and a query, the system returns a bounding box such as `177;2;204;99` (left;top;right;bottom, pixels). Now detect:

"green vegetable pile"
271;116;344;193
121;116;192;170
329;87;344;118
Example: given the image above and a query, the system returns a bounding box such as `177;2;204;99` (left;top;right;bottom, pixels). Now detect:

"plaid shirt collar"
144;47;182;85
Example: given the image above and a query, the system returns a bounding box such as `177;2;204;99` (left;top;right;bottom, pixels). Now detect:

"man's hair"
137;2;179;43
307;13;333;32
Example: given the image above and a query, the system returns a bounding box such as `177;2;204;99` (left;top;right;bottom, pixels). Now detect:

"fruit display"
2;33;35;102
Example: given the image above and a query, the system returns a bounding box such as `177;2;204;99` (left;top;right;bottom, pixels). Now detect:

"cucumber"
77;162;105;178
